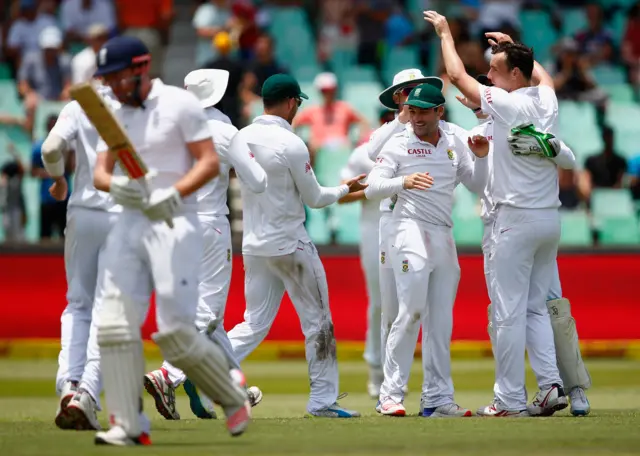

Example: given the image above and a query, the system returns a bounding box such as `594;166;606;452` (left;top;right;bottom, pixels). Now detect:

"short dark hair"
491;42;534;80
263;97;284;109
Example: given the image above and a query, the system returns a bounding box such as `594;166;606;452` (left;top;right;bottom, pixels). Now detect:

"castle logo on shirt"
484;87;493;104
408;148;432;156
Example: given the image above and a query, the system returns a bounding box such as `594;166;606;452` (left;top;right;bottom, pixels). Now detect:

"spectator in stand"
354;0;394;68
242;33;286;97
574;3;616;66
31;115;73;243
115;0;174;78
626;152;640;202
585;126;627;190
6;0;58;67
18;26;71;133
558;166;591;210
229;1;260;61
0;143;27;243
552;38;608;116
622;2;640;98
317;0;357;67
203;31;244;126
60;0;116;48
385;5;414;48
70;23;109;84
193;0;232;68
474;0;522;42
292;72;370;158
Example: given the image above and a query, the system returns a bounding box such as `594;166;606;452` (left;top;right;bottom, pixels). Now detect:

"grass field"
1;358;640;455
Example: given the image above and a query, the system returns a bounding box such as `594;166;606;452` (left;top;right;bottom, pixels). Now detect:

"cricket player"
365;83;489;417
463;72;592;416
426;10;569;417
144;69;266;421
43;83;121;431
365;69;444;397
226;74;366;417
90;36;249;445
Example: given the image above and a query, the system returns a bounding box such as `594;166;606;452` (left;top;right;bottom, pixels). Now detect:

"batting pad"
153;325;246;409
546;298;592;390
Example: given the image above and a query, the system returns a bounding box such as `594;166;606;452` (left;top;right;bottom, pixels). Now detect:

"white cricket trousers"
163;214;238;387
380;218;460;406
488;206;562;410
56;206;118;399
378;213;399;371
227;241;339;413
361;220;382;369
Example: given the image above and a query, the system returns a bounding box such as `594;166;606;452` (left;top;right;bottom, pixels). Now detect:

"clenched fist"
468;135;490;158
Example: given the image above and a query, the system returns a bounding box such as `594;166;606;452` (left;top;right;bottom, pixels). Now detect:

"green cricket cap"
261;73;308;101
403;83;445;109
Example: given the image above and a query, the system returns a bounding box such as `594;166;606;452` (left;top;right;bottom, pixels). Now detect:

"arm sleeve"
49;102;79;143
366;119;404;161
364;151;403;200
177;92;212;143
456;142;489;195
478;84;520;125
227;133;267;193
551;139;577;170
284;138;349;208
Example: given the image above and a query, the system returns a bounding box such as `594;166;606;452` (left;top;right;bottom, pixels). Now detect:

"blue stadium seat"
0;63;12;80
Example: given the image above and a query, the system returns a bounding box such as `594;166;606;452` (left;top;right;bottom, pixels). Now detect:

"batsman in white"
426;10;568;417
43;83;120;431
144;68;266;421
462;72;592;417
365;83;488;417
90;36;249;446
225;74;365;417
362;69;444;398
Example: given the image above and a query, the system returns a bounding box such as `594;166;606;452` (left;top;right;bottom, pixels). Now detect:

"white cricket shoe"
420;401;473;417
143;368;180;420
477;402;529;417
67;390;102;430
95;426;151;446
247;385;263;407
569;387;591;416
527;384;568;416
55;381;78;430
377;397;406;416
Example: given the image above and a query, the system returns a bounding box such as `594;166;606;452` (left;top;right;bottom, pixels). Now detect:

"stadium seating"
34;101;66;141
590;189;640;245
561;9;588;38
558;101;603;161
519;10;558;65
314;144;352;188
605;102;640;159
333;203;360;245
559;210;593;246
0;81;24;117
306;207;331;245
452;186;484;246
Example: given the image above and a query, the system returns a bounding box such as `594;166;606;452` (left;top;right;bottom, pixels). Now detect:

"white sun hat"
184;69;230;108
378;68;443;110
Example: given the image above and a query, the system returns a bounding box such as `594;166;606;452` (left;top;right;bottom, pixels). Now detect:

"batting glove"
142;186;183;222
109;175;146;209
508;123;560;158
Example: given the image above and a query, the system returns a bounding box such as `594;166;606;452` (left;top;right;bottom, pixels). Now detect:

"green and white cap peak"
379;69;444;110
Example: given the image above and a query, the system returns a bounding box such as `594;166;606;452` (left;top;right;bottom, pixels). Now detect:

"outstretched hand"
485;32;514;47
345;174;368;193
423;11;451;38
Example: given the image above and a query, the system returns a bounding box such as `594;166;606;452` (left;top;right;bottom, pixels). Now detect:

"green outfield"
1;358;640;455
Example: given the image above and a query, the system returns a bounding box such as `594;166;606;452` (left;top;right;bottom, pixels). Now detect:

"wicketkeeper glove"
109;175;146;209
508;123;560;158
142;186;183;222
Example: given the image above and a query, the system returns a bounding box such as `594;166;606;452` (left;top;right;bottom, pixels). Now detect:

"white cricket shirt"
365;121;488;227
50;86;122;212
236;114;349;256
340;143;380;228
96;79;212;209
197;111;266;216
478;84;561;210
469;118;495;224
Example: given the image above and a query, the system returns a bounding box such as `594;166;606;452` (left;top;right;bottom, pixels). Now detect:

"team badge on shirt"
226;248;231;262
402;260;409;272
447;149;455;160
381;251;386;264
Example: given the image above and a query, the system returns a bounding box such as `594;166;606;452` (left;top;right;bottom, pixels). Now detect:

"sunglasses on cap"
394;85;418;97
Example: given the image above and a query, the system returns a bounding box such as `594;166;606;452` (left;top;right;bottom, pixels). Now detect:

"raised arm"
457;136;489;195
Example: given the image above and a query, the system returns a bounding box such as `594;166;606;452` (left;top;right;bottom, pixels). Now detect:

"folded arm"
227;134;267;193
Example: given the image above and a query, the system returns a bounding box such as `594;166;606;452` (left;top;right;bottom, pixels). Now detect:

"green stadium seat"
591;188;635;219
333;203;361;245
306;207;330;245
0;63;12;80
329;48;357;75
601;83;635;103
562;9;588;37
340;65;378;84
293;65;321;84
610;10;628;45
343;81;385;124
444;86;478;131
34;101;66;141
0;124;31;160
453;185;479;219
314;144;352;187
0;81;24;117
558;101;602;160
298;82;322;107
599;217;640;245
268;6;309;30
383;46;420;75
519;10;558;65
453;215;484;246
559;210;592;246
592;65;626;85
605;102;640;159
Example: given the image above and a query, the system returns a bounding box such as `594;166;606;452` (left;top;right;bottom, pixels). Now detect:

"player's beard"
412;119;438;138
286;103;298;124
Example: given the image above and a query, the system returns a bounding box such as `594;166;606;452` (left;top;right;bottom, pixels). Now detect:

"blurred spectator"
385;5;414;48
354;0;393;67
71;23;109;84
193;0;232;68
293;72;369;157
622;2;640;97
318;0;357;65
438;17;488;83
242;34;287;98
627;152;640;201
552;38;608;112
0;143;27;243
30;115;73;242
585;126;627;189
18;27;71;133
474;0;522;40
574;3;616;66
229;1;260;61
6;0;58;65
115;0;174;78
203;31;244;126
60;0;116;47
558;166;591;210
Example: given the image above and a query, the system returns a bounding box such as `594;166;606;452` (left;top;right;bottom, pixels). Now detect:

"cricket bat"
70;82;173;228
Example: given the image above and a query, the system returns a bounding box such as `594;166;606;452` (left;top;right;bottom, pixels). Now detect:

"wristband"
473;107;482;114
